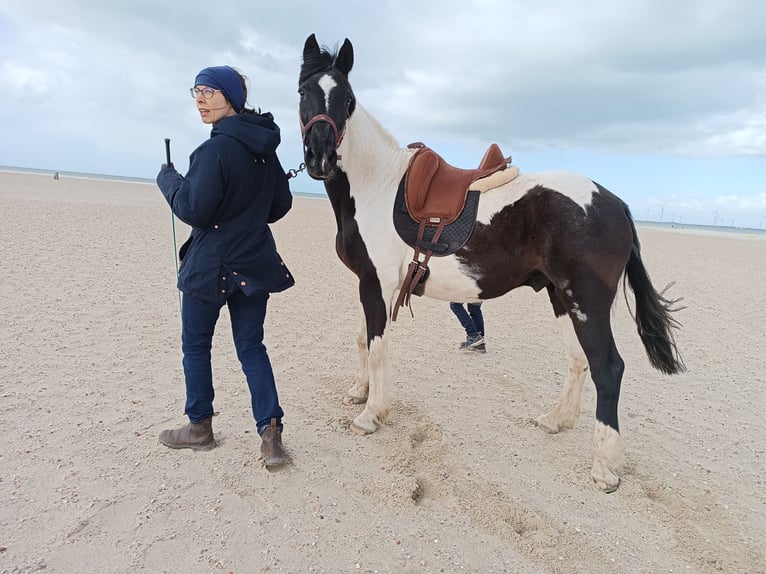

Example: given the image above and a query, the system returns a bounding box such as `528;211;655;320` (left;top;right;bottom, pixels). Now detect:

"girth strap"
392;218;447;321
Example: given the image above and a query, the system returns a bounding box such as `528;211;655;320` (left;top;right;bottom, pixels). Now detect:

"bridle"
300;113;345;160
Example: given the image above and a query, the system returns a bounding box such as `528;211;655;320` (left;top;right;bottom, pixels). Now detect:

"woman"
156;65;294;468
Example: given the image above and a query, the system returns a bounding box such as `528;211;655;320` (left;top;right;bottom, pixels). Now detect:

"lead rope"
287;162;306;180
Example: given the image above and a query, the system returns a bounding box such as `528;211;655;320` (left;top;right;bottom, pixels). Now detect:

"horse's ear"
303;33;320;61
336;38;354;75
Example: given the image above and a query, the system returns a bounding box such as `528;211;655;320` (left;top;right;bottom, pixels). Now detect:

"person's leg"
228;290;284;434
449;302;479;339
180;293;221;422
465;302;486;353
229;290;286;467
159;293;220;450
467;302;485;337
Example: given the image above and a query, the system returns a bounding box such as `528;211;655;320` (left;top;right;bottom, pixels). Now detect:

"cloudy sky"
2;0;765;227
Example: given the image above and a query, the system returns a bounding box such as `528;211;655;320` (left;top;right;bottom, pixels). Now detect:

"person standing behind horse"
449;301;486;353
156;65;294;468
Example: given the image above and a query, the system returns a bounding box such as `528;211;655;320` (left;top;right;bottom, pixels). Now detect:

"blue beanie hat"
194;66;246;112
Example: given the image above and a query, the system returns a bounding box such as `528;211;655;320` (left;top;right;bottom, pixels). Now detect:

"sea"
0;164;326;201
2;165;763;236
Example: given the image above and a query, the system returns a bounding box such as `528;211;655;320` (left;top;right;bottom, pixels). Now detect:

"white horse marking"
591;421;625;492
339;104;413;287
421;256;484;301
344;306;369;404
571;302;587;322
476;171;599;225
351;334;391;434
537;315;588;433
318;74;337;111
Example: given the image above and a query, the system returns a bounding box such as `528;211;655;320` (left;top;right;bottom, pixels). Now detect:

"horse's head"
299;34;356;180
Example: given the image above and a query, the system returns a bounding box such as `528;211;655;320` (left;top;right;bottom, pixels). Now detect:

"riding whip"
164;138;182;313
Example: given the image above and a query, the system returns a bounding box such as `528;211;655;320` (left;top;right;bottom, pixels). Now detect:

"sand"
1;170;764;574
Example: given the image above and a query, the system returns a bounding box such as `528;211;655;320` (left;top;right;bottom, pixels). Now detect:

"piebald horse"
298;34;685;492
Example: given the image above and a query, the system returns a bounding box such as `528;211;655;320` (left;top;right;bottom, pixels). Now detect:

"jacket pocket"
178;235;193;269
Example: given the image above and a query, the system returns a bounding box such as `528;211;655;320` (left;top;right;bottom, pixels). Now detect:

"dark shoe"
459;335;484;350
471;342;487;354
260;418;286;468
159;418;215;451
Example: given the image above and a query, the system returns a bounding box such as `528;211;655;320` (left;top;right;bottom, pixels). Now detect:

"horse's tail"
622;208;686;375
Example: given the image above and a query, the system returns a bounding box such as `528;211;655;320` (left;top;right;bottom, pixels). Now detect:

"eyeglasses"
190;87;220;99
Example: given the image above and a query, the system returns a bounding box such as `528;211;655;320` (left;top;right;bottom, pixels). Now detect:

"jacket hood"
211;112;281;155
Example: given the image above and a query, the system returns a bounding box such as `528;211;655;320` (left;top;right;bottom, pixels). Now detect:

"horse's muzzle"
304;149;338;180
302;118;342;180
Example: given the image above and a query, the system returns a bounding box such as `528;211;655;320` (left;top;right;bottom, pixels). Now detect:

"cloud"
716;193;766;210
687;106;766;157
1;0;765;226
334;0;766;160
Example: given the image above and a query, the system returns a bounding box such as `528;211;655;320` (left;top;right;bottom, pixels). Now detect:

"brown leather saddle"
404;142;508;222
392;142;513;320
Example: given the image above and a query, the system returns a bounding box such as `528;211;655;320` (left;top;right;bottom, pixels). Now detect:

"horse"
297;33;685;492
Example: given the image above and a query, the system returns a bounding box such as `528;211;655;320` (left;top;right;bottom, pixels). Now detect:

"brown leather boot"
158;418;215;451
260;418;286;468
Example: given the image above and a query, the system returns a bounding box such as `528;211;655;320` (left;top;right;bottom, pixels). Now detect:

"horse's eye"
298;88;305;98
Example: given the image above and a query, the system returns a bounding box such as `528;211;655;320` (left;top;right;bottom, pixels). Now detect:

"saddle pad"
393;178;481;257
472;165;520;192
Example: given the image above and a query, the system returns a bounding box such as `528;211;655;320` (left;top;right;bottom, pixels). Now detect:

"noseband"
300;113;345;158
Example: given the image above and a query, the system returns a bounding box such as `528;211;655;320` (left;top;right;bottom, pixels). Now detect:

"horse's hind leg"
537;284;588;433
344;306;369;404
565;279;626;492
585;336;626;493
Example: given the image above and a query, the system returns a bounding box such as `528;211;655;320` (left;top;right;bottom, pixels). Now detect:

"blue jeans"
449;302;485;339
181;290;283;434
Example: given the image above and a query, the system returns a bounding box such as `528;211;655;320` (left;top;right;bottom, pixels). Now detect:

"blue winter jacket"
157;112;295;304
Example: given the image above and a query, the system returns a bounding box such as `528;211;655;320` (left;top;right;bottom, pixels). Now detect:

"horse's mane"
299;44;341;84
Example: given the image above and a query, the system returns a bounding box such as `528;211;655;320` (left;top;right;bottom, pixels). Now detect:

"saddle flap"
404;149;440;213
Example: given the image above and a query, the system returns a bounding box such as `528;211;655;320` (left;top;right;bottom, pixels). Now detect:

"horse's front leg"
343;306;369;404
350;275;392;435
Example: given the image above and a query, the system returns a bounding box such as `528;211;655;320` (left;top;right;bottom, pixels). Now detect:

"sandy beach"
1;170;764;574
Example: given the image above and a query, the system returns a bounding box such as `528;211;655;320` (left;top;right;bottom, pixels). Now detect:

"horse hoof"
535;413;561;434
345;384;369;404
343;394;367;405
591;463;621;493
593;477;620;493
351;415;377;435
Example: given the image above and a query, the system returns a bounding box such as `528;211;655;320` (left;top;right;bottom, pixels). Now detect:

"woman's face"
194;85;236;124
